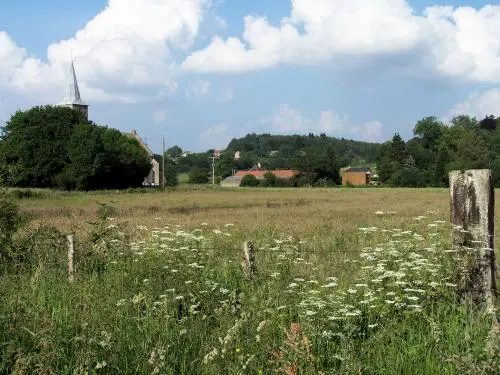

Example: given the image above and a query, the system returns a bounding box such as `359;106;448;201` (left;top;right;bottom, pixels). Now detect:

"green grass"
178;173;189;184
0;189;498;374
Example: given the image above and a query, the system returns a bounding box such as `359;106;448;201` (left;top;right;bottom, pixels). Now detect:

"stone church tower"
57;57;89;120
56;57;160;187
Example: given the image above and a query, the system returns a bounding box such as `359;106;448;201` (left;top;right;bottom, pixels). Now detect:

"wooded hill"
172;114;500;187
172;133;380;186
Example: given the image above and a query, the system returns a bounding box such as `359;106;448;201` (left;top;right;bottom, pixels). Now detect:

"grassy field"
1;187;498;374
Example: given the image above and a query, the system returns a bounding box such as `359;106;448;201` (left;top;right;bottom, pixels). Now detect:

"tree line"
167;133;379;186
0;106;152;190
2;105;499;190
166;115;500;188
377;115;500;187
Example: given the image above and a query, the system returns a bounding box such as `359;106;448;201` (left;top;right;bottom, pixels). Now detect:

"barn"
341;167;371;186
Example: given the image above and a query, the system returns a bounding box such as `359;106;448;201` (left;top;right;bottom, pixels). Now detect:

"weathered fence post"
449;169;496;311
242;241;257;279
67;234;75;282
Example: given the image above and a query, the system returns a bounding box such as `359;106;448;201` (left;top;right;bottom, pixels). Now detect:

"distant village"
207;149;375;188
17;55;492;192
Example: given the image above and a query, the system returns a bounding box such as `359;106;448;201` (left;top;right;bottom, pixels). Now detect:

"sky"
1;0;500;153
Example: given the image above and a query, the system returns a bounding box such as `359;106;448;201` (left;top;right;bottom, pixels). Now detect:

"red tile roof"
234;170;296;178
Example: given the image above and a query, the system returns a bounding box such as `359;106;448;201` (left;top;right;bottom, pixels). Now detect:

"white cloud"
0;0;210;102
199;123;231;149
447;88;500;120
186;80;211;98
423;5;500;82
182;1;500;83
262;104;384;142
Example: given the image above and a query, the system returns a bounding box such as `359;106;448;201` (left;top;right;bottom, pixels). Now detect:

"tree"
479;115;497;132
189;166;208;184
0;106;88;187
376;134;407;184
388;133;407;165
0;106;151;190
263;171;277;187
434;143;450;187
240;174;260;187
413;116;444;150
163;158;178;187
215;152;235;179
166;145;183;158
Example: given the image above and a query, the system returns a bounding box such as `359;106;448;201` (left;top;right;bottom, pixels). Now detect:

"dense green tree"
413;117;444;150
163;158;178;187
189;166;209;184
0;106;88;187
215;152;236;180
240;174;260;187
479;115;497;132
0;106;151;190
166;145;183;158
262;171;277;187
434;143;451;187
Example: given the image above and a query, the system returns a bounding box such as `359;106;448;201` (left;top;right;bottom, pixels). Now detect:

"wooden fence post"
242;241;257;279
449;169;496;311
67;234;75;282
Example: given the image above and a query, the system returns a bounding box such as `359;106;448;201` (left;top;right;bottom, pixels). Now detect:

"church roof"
123;129;154;157
58;59;87;106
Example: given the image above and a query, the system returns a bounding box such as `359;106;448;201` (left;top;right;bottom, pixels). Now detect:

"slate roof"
58;59;87;106
123;129;154;157
234;169;296;179
345;167;371;173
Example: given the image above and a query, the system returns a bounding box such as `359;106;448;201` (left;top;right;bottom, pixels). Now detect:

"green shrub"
0;191;25;261
262;171;277;187
240;174;260;187
189;166;209;184
10;224;66;272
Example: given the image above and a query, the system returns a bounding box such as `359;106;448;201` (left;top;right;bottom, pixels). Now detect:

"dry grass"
20;187;450;234
19;186;500;271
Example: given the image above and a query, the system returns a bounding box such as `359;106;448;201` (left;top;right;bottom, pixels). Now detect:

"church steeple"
57;55;89;120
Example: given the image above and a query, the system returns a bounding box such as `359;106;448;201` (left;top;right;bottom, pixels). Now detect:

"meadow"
0;187;498;374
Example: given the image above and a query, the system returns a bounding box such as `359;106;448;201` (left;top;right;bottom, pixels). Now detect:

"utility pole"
162;136;165;189
209;156;217;187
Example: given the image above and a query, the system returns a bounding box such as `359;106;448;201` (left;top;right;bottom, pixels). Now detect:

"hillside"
225;133;380;170
171;133;380;186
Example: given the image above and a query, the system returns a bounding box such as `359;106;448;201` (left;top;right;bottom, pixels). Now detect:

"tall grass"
0;196;498;374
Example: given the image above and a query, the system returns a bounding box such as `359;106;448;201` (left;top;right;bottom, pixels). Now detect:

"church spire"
57;53;89;119
65;59;85;105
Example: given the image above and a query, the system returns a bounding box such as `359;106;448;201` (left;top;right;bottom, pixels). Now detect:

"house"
341;167;371;186
125;129;161;186
213;149;224;157
235;169;296;180
234;151;241;160
220;175;243;187
220;169;296;187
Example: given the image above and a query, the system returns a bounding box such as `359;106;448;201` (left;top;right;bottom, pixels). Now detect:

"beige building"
341;167;371;186
127;130;161;186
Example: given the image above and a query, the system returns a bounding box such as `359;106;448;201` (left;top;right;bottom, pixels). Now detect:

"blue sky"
1;0;499;153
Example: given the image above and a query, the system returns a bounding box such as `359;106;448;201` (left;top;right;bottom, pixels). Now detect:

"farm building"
220;169;296;187
341;167;371;186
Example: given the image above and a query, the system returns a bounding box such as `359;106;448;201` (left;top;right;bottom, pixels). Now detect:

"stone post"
449;169;496;311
